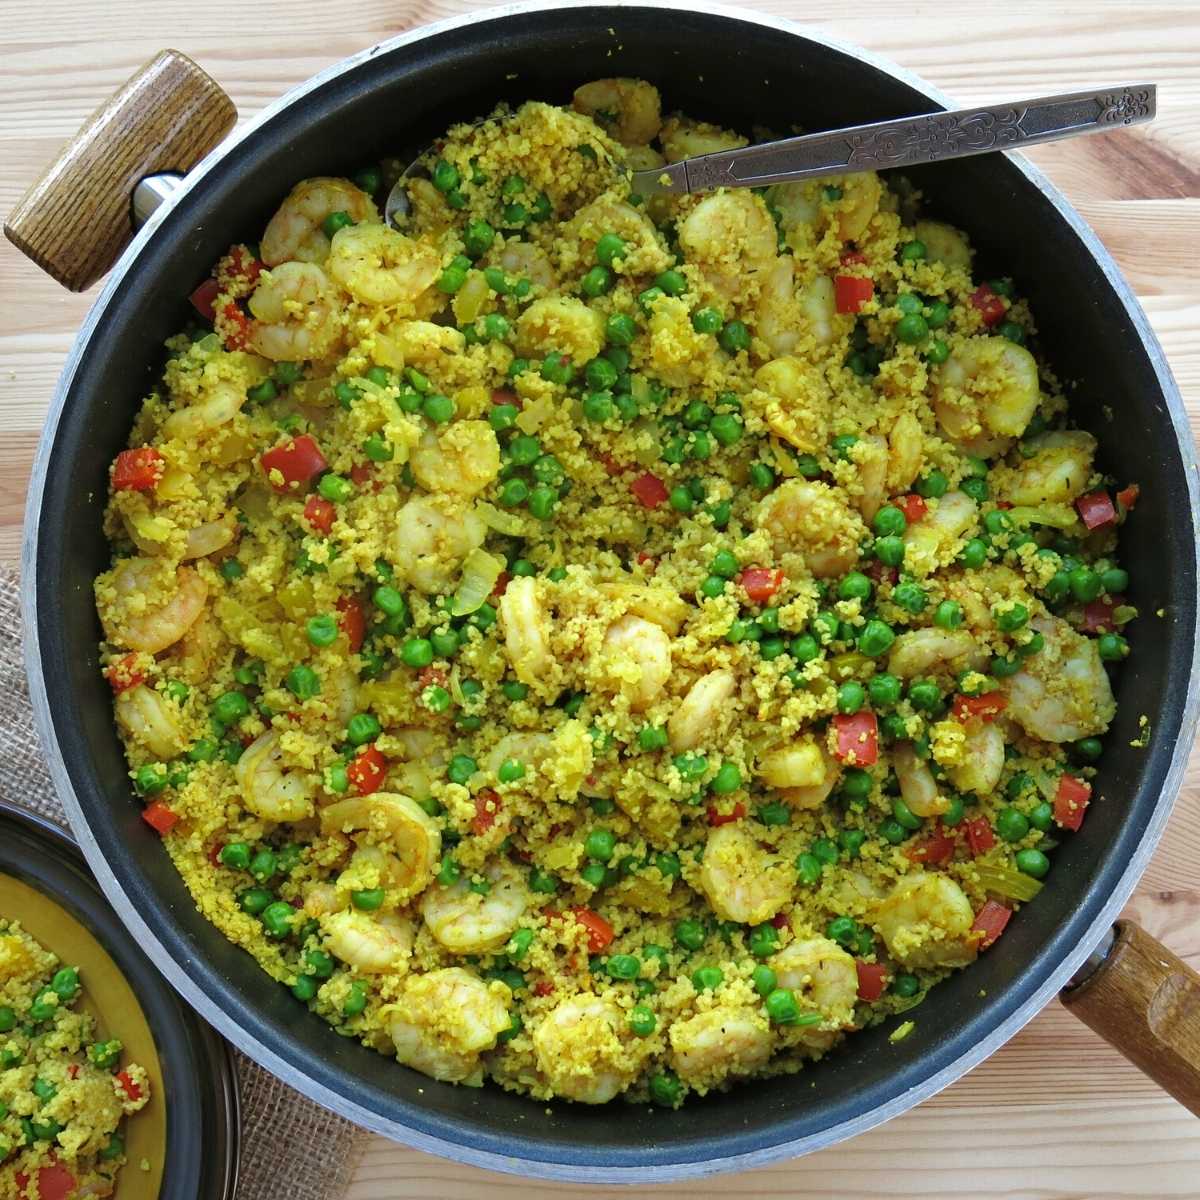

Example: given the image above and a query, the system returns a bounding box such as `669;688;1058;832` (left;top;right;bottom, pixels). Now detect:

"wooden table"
3;2;1198;1196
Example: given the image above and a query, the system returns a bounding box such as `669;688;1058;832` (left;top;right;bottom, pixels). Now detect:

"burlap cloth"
0;568;369;1199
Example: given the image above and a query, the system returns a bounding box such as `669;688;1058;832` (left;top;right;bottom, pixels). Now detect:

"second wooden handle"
4;50;236;292
1062;920;1200;1115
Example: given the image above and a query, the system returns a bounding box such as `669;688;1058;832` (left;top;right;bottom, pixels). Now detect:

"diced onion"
475;502;526;536
973;861;1044;903
450;548;504;616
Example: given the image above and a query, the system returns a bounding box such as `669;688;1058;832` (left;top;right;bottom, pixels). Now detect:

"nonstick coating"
21;1;1200;1182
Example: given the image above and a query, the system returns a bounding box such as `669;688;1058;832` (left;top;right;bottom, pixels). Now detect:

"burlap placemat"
0;568;369;1199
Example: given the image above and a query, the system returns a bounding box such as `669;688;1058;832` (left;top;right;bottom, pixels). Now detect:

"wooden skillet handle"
1061;920;1200;1114
4;50;236;292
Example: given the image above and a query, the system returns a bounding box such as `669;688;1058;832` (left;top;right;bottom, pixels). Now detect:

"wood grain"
1;2;1198;1197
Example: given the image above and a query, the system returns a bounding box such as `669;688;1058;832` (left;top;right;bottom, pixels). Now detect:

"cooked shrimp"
162;380;245;441
561;196;669;277
678;191;776;300
386;968;510;1084
323;910;413;974
260;177;378;267
797;273;835;345
659;115;747;163
114;684;185;760
409;422;501;498
777;744;839;811
572;78;661;145
393;495;486;593
757;736;828;792
756;256;804;357
754;357;831;454
946;719;1005;795
321;793;442;903
668;669;735;752
99;558;207;654
698;824;793;925
247;261;341;362
182;516;237;561
597;614;671;711
873;871;977;969
887;411;925;494
888;627;981;680
828;171;883;241
853;434;889;522
499;576;555;687
235;731;315;823
998;430;1097;506
892;741;949;818
420;861;528;954
669;1006;772;1091
532;995;636;1103
1002;616;1116;742
903;490;979;577
757;479;865;578
498;240;558;290
913;219;972;272
327;223;441;308
515;296;605;364
771;936;857;1044
935;337;1040;443
766;181;821;250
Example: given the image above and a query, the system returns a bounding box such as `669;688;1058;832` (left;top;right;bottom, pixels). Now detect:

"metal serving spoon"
386;84;1154;228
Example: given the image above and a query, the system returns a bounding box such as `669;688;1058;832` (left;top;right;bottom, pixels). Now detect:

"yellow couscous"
0;923;149;1198
93;79;1136;1107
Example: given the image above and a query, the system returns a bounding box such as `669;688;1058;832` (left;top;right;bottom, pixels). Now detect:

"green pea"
528;485;558;521
748;923;780;960
960;475;989;503
857;618;895;657
757;801;790;827
628;1004;656;1036
709;761;742;794
1100;567;1129;594
895;313;929;344
933;600;964;629
874;535;906;567
838;572;872;601
718;320;751;354
220;842;251;871
529;868;559;895
605;312;638;347
994;602;1029;633
765;988;801;1024
463;218;495;258
595;233;627;267
650;1071;682;1107
691;306;723;334
1015;848;1050;878
50;967;79;1001
581;265;614;297
1098;633;1129;662
917;470;949;499
864;673;899;708
907;680;942;712
351;888;385;912
673;752;708;779
837;681;866;714
839;828;866;859
437;856;460;886
497;759;525;784
248;848;277;883
261;900;295;938
692;965;723;992
879;818;907;845
342;981;368;1018
1028;801;1054;832
873;505;907;537
321;210;354;238
789;634;820;665
346;713;381;746
892;581;927;614
892;973;921;998
674;919;705;951
996;806;1030;842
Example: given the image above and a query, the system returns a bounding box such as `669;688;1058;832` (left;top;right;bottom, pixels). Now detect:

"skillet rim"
19;0;1200;1180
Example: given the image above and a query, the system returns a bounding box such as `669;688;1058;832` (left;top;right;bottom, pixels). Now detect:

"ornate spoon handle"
637;84;1156;196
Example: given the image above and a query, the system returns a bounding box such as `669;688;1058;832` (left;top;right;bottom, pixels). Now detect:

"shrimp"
388;726;445;803
327;223;441;308
698;824;794;925
678;191;777;300
409;421;500;498
887;411;925;494
498;576;555;688
247;261;341;362
597;614;671;712
302;884;343;918
498;240;557;291
998;430;1097;506
946;719;1005;796
757;736;828;792
515;296;605;364
776;744;839;811
420;860;528;954
572;78;661;145
770;936;858;1046
873;871;978;969
260;177;378;267
887;627;982;680
114;684;185;760
660;115;747;163
826;171;882;242
853;434;889;522
668;669;735;752
393;495;486;594
485;724;591;802
903;490;979;578
161;380;245;441
182;516;237;561
320;793;442;903
532;995;636;1104
323;909;412;974
236;730;315;823
669;1006;772;1091
98;557;207;654
1002;616;1116;742
386;968;510;1084
935;337;1040;444
755;256;804;357
561;197;670;277
797;273;835;346
756;479;866;578
595;581;690;635
765;181;820;251
913;219;972;272
892;741;949;818
753;357;831;455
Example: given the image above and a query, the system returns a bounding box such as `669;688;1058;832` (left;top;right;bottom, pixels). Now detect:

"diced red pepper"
533;979;554;997
335;595;365;652
418;666;448;691
1080;594;1124;634
770;913;789;929
840;250;868;266
189;276;220;322
1116;483;1140;511
599;451;626;477
349;462;377;489
226;244;263;286
952;691;1008;723
472;788;502;835
571;906;615;953
116;1070;143;1101
630;471;669;509
835;273;874;314
491;570;511;599
141;802;179;836
220;300;252;350
1054;773;1092;832
866;560;898;586
706;802;746;827
833;711;879;766
18;1162;77;1200
1076;489;1117;531
895;493;927;524
303;495;335;535
971;900;1012;949
855;960;888;1002
964;817;996;857
969;284;1006;328
347;745;387;796
103;652;145;694
261;434;328;493
491;387;521;409
738;567;784;604
112;446;165;492
906;829;956;865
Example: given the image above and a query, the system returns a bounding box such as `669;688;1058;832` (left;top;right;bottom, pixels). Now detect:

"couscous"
93;80;1136;1107
0;922;149;1198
